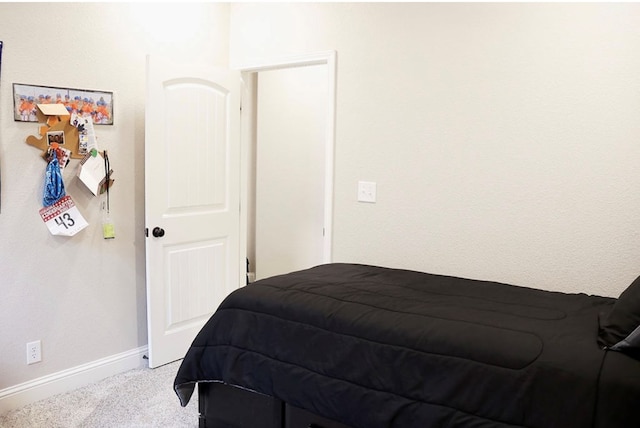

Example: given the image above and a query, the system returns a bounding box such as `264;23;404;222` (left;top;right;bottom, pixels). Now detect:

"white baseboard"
0;345;148;415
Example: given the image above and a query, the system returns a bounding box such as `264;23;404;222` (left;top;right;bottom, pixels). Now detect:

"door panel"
145;56;240;368
164;80;229;211
165;238;227;333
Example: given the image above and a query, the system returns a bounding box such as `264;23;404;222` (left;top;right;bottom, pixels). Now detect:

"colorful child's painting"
13;83;113;125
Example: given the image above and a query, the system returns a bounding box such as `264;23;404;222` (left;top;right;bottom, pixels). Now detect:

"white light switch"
357;181;377;203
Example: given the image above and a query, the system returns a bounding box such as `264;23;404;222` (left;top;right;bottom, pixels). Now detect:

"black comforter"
174;263;640;428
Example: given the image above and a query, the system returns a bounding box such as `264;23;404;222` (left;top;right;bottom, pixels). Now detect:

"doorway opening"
239;51;336;282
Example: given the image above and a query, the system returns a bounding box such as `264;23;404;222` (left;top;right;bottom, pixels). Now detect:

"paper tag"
70;112;98;153
39;195;89;236
78;132;89;156
77;152;106;196
102;222;115;239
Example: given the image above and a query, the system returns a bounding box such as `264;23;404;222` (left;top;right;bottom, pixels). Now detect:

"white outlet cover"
27;340;42;364
357;181;377;203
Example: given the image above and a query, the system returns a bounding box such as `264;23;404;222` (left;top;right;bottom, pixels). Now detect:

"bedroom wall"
230;2;640;298
0;1;229;400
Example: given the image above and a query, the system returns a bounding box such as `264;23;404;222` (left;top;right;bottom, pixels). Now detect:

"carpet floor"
0;360;198;428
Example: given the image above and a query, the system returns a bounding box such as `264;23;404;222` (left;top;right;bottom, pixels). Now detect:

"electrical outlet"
357;181;377;203
26;340;42;365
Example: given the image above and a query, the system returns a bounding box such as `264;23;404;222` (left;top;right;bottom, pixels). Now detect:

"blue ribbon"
43;151;65;206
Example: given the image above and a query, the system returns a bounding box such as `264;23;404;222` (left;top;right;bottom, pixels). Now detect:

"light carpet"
0;360;198;428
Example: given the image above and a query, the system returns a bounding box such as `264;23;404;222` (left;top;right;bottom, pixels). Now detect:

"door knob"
152;227;165;238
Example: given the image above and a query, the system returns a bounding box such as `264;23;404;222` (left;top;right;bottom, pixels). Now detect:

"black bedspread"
174;263;639;428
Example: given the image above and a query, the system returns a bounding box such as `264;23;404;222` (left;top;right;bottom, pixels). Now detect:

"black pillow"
610;324;640;360
598;275;640;349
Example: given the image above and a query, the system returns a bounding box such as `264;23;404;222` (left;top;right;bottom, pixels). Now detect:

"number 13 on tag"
39;195;89;236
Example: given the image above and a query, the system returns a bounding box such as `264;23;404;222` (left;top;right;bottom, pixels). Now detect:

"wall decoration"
46;130;65;146
25;103;82;159
39;195;88;236
13;83;113;125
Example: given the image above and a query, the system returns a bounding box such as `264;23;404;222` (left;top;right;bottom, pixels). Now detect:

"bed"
173;263;640;428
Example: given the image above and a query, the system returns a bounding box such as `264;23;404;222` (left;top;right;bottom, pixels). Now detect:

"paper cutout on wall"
39;195;88;236
77;151;114;196
25;104;82;159
70;112;98;156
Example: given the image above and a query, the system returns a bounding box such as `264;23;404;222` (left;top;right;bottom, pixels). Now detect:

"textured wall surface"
0;2;229;391
231;2;640;297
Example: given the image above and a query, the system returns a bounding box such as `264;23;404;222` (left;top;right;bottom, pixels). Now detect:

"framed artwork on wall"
12;83;113;125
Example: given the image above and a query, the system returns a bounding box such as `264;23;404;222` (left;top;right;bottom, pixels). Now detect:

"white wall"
231;2;640;298
0;1;229;401
254;65;327;280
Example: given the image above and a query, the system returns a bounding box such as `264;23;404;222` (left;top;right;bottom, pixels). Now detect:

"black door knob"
152;227;165;238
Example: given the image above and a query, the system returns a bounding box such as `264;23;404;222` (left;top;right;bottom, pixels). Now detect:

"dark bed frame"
198;382;352;428
176;264;640;428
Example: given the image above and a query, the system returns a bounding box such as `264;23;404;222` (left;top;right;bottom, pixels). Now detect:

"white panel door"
145;56;241;368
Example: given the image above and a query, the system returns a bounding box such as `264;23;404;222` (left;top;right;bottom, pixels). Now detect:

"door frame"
236;51;337;280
